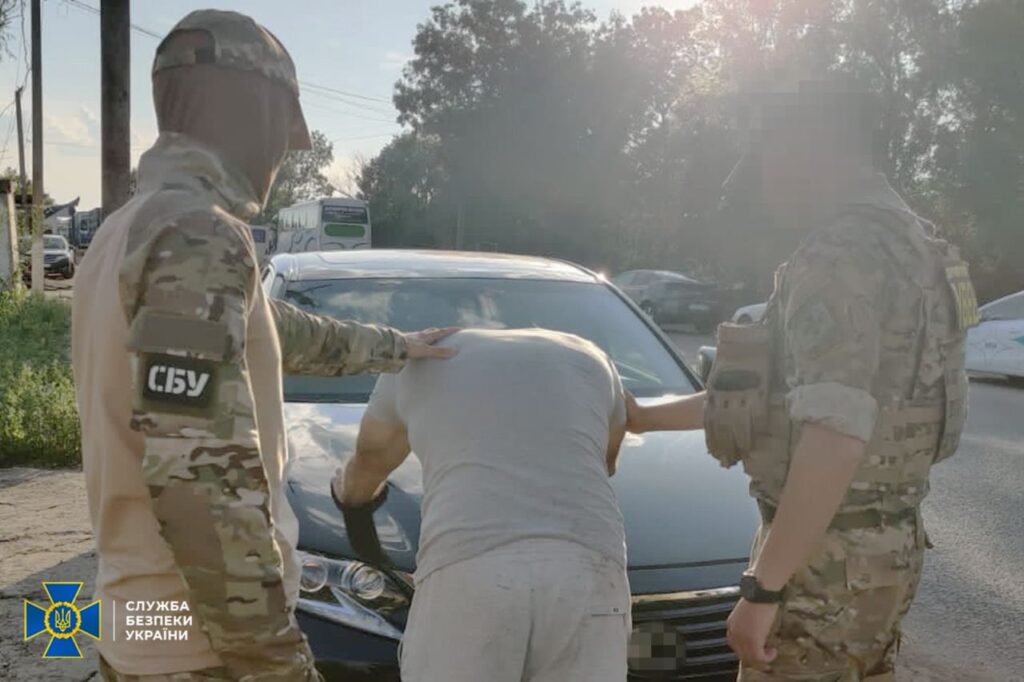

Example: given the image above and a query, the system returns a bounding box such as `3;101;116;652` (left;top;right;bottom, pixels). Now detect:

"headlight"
295;551;412;641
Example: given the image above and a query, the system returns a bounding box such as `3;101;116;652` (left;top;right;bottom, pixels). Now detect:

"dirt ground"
0;468;98;681
0;467;987;681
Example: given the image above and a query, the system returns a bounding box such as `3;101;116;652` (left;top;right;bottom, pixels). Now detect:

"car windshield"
281;277;695;403
44;236;65;250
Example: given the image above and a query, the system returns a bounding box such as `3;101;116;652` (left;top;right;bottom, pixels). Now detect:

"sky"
0;0;699;208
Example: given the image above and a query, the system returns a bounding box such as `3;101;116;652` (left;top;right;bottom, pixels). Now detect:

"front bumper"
43;256;70;273
299;609;401;682
300;564;744;681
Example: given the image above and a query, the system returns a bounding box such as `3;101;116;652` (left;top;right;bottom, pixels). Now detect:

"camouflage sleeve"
782;233;886;442
121;211;319;681
270;297;408;375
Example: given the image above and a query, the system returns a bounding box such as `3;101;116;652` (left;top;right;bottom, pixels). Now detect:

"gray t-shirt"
365;328;627;582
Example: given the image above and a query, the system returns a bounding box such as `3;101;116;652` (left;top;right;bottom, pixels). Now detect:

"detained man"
331;328;631;682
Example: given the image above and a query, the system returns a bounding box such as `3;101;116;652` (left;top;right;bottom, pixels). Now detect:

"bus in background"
249;224;272;263
275;197;372;253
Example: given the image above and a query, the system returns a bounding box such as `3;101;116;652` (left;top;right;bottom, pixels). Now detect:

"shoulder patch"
788;298;838;359
139;353;218;413
128;311;231;359
945;262;980;330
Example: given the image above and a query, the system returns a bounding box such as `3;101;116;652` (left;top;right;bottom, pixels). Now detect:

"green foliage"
357;132;447;247
0;289;80;468
259;130;336;223
361;0;1024;299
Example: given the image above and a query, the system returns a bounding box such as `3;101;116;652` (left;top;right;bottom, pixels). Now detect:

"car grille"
44;254;59;263
629;586;739;681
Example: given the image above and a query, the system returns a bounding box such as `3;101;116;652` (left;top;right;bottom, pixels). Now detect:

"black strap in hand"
331;483;393;569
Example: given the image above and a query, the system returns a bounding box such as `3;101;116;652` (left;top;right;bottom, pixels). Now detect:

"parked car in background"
966;290;1024;380
612;269;720;332
731;302;767;324
18;234;75;282
43;234;75;278
264;250;758;681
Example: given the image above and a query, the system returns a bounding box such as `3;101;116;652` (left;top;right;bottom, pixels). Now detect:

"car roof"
269;249;601;283
981;289;1024;310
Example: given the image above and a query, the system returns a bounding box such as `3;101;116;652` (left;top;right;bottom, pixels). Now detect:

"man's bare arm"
335;415;411;506
626;391;706;433
751;422;866;590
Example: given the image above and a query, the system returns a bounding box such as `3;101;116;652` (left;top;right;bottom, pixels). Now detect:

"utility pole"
101;0;131;217
15;87;27;221
30;0;43;293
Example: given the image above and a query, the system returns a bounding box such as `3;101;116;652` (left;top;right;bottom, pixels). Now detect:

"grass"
0;288;81;468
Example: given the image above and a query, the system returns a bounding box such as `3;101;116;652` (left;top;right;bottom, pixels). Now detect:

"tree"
393;0;625;264
259;130;335;223
939;0;1024;300
0;0;16;57
356;132;447;248
2;167;55;235
363;0;1020;298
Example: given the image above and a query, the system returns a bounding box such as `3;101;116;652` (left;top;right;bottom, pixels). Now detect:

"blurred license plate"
689;304;710;312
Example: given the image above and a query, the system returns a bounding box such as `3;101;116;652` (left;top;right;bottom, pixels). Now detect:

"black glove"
331;481;393;569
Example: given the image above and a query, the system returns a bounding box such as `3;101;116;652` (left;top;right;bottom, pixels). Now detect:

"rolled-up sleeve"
782;243;885;442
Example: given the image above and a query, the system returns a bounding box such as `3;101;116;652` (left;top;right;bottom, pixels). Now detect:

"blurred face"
155;65;299;203
755;117;864;228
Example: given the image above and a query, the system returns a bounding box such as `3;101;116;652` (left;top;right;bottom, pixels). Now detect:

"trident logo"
54;607;74;633
24;582;101;658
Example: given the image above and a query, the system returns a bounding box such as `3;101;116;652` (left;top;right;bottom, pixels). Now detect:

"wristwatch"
739;572;785;604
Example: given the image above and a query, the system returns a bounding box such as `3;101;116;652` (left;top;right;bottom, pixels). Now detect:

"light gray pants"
400;538;631;682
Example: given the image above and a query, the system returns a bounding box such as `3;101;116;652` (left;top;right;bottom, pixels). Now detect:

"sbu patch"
140;354;217;410
945;262;979;330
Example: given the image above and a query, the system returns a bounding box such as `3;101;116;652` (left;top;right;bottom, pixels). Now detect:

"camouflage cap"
153;10;311;149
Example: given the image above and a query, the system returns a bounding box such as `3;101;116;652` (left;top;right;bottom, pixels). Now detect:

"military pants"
98;656;230;681
738;513;925;682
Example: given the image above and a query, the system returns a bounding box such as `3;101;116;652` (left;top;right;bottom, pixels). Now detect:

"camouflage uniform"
99;657;230;682
74;10;406;682
704;172;977;681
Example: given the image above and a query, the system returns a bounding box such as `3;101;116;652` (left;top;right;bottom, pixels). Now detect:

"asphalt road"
667;327;1024;681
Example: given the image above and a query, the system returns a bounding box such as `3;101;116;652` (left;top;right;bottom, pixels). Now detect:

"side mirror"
697;345;717;384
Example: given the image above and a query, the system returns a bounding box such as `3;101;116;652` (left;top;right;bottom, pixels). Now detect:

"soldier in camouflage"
71;10;454;681
625;75;978;680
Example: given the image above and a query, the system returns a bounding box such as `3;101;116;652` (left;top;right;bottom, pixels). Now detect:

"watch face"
740;574;781;603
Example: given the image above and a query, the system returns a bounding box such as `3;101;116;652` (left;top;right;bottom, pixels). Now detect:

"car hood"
284;398;759;573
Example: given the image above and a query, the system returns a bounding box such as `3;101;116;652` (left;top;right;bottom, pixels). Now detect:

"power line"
298;80;391;105
300;88;396;117
63;0;161;39
300;84;396;115
302;99;398;125
331;131;399;143
19;0;30;88
61;0;397;113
